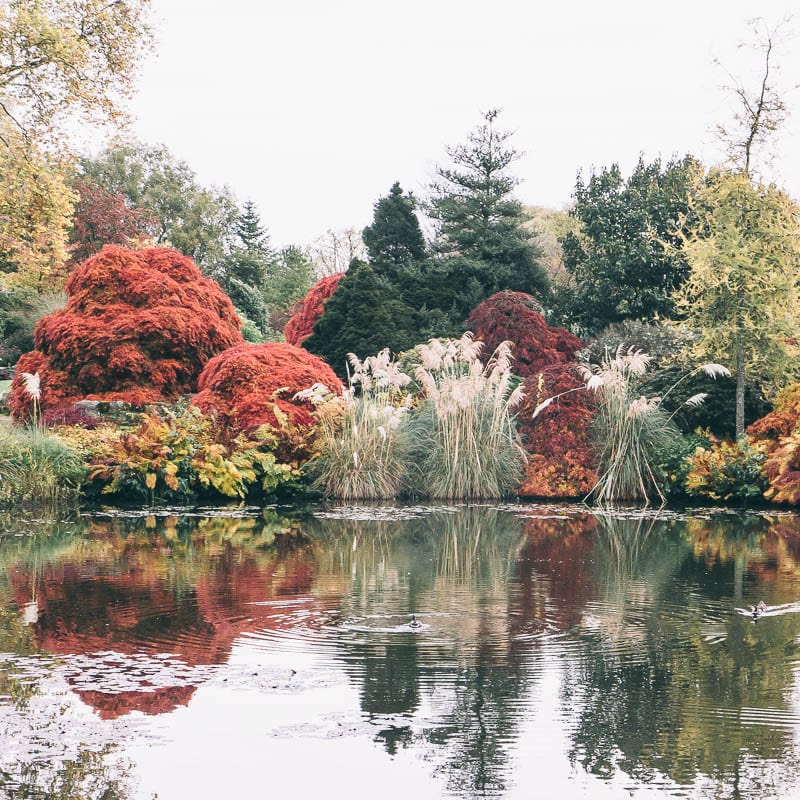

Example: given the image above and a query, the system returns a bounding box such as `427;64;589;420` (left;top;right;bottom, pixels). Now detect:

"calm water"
1;503;800;799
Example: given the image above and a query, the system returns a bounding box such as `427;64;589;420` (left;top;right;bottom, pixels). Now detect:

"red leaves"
283;273;344;346
10;246;244;420
466;291;584;379
193;342;342;431
465;291;594;498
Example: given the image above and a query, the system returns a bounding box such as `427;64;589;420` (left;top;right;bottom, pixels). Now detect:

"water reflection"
0;506;799;799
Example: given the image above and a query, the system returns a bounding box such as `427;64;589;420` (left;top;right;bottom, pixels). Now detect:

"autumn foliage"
516;364;597;498
466;291;584;378
283;273;344;346
746;384;800;453
464;291;593;498
193;342;342;431
10;246;244;419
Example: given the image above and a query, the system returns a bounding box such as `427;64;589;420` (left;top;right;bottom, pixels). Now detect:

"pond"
1;503;799;799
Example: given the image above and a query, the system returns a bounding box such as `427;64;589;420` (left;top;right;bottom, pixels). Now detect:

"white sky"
127;0;800;248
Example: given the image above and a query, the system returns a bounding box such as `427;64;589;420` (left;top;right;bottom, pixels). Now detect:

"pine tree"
362;182;426;273
426;110;548;310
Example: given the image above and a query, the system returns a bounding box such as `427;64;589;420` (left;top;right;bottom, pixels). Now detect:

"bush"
283;273;344;346
304;350;413;500
87;407;307;503
747;383;800;452
466;290;583;378
761;432;800;505
193;342;342;432
0;427;86;507
684;438;767;503
516;364;597;498
9;246;244;420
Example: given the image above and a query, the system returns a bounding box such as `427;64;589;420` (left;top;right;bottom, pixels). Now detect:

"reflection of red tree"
8;543;323;719
510;516;597;636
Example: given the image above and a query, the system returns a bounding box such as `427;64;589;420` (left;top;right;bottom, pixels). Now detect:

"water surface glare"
1;504;800;798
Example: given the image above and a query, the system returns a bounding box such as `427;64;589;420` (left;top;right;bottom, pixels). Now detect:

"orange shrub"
10;246;243;420
747;383;800;453
283;273;344;346
193;342;342;431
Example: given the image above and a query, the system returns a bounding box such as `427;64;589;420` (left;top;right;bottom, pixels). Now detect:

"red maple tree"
283;273;344;346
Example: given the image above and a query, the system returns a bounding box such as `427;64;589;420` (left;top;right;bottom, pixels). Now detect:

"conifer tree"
363;182;427;273
426;110;548;312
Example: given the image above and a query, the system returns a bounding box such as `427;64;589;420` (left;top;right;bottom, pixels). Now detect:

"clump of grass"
579;346;729;505
407;333;526;499
301;349;413;499
0;426;86;507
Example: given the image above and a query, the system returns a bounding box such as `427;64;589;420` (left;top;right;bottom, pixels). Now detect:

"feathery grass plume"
20;371;42;428
303;348;413;499
583;348;728;505
407;333;526;499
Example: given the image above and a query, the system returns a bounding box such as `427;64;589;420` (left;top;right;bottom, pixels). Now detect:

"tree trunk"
735;336;746;438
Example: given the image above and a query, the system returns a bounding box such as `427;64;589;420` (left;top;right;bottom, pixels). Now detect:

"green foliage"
655;429;715;498
363;182;427;274
263;245;315;330
684;438;767;503
559;155;701;334
303;261;424;378
80;143;240;274
673;169;800;436
87;407;306;503
0;289;66;366
0;426;85;507
426;110;548;314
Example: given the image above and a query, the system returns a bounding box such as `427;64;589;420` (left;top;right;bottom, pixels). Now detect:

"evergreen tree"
264;245;315;330
362;182;427;273
426;110;548;313
303;261;422;378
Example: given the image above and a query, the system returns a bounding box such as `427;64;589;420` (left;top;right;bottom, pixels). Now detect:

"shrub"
303;350;413;499
747;383;800;453
580;320;681;366
0;427;86;507
406;334;526;499
761;432;800;505
685;438;767;503
516;364;597;498
466;290;583;378
87;407;306;503
283;273;344;346
9;246;244;420
193;342;342;432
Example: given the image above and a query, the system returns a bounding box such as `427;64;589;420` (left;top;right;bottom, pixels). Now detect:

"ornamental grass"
301;349;412;500
407;333;526;499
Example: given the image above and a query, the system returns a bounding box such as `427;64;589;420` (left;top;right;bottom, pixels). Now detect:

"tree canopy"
559;155;701;334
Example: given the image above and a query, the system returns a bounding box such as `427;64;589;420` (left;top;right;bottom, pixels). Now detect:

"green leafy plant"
88;407;305;503
685;437;767;503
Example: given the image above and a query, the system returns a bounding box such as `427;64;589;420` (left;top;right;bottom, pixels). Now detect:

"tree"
80;143;240;274
0;0;152;145
10;246;244;419
672;169;800;437
426;109;548;309
303;261;422;378
69;178;157;267
362;182;426;274
305;227;367;277
218;201;273;331
0;124;75;290
264;246;315;330
559;156;702;334
716;18;793;179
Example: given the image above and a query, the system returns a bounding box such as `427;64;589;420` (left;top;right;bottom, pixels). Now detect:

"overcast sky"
127;0;800;248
